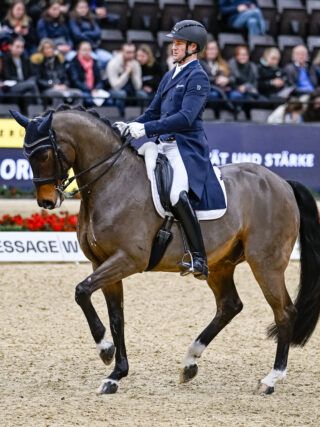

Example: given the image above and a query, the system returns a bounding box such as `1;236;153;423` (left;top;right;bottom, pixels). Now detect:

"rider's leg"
160;141;208;280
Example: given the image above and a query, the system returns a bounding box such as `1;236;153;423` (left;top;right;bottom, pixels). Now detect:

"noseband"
26;124;132;197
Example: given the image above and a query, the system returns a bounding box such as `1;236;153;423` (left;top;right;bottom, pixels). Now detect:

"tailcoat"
136;59;226;210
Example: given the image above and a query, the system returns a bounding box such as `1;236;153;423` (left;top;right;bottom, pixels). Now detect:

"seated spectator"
2;0;37;55
0;36;40;112
258;47;293;101
311;51;320;87
199;40;234;111
302;90;320;122
267;96;306;124
136;44;162;97
68;0;112;69
31;38;82;107
219;0;266;36
106;43;149;116
284;45;318;95
86;0;120;27
68;40;109;107
228;45;261;102
37;0;74;61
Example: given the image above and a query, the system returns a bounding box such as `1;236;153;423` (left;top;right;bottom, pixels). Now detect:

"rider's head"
166;20;207;65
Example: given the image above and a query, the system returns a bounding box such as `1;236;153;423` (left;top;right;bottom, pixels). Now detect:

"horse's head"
10;110;75;209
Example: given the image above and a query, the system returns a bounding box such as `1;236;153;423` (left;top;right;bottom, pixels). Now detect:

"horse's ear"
9;110;30;128
38;111;53;134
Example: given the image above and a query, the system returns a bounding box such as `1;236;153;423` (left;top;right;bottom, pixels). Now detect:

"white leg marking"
96;332;113;355
96;378;118;395
261;368;287;387
184;340;206;367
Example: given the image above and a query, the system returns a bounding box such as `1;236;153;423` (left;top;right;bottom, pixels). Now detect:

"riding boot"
171;191;208;280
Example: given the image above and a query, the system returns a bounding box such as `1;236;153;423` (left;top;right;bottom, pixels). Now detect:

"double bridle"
25;127;132;198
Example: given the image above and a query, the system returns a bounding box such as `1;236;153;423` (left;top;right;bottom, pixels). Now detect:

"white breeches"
158;141;189;206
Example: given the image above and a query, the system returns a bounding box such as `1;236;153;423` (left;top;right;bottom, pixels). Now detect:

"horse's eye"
35;150;50;163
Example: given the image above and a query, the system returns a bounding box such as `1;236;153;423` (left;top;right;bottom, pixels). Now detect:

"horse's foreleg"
75;250;136;394
180;264;243;383
96;281;128;394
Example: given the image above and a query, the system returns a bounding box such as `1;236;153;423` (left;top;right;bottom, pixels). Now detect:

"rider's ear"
9;110;30;128
38;111;53;134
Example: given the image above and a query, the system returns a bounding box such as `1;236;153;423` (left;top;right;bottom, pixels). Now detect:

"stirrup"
178;251;194;276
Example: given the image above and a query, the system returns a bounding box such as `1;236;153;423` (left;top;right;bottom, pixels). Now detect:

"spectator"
136;44;162;97
2;0;37;55
302;90;320;122
30;38;82;107
68;40;109;106
0;36;40;112
68;0;112;69
37;0;74;61
219;0;266;36
284;45;318;95
228;45;261;102
311;51;320;87
199;40;234;111
258;47;293;101
106;43;149;116
267;96;306;124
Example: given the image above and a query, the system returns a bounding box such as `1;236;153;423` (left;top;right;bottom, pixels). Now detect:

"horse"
10;106;320;396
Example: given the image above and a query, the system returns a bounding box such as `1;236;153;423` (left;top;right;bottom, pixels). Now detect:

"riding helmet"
166;20;208;52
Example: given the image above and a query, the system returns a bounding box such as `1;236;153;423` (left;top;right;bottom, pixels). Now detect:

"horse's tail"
287;180;320;346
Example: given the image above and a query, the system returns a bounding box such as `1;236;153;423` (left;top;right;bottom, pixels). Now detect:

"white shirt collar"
172;59;197;79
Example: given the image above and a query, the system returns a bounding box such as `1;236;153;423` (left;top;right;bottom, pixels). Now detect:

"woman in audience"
68;0;112;69
136;44;162;97
31;38;82;106
37;0;74;61
68;40;107;106
257;47;292;101
2;0;37;55
267;96;306;124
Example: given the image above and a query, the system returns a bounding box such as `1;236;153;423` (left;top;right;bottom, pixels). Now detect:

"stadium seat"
103;0;129;31
0;104;20;118
277;0;308;37
27;104;44;118
250;108;274;123
218;33;246;60
159;0;190;31
188;0;219;36
202;108;216;121
97;106;121;120
307;36;320;62
257;0;278;37
306;0;320;35
249;35;277;63
129;0;159;32
126;30;157;52
278;35;304;66
100;30;124;53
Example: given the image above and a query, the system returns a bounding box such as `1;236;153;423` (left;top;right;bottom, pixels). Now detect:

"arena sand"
1;261;320;427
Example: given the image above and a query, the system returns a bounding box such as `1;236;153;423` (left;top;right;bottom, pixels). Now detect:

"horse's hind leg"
248;261;296;395
96;281;128;394
180;263;243;383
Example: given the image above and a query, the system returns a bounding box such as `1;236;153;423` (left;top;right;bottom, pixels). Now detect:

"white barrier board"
0;232;300;262
0;232;88;262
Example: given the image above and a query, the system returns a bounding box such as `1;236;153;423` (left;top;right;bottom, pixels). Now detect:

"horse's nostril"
41;200;55;210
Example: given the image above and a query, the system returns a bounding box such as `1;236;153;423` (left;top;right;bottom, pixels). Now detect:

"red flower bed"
0;211;78;231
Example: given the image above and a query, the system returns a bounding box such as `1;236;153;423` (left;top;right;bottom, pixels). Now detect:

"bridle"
25;125;132;198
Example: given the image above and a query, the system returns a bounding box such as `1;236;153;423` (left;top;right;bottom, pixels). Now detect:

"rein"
56;134;133;198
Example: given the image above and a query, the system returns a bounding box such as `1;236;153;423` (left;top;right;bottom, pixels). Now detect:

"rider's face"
172;39;188;62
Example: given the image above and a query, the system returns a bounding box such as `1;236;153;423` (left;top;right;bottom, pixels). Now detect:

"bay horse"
10;107;320;396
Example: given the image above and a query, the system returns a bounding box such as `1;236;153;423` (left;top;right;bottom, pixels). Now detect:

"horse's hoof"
180;364;198;383
96;379;118;395
99;344;115;366
255;382;275;395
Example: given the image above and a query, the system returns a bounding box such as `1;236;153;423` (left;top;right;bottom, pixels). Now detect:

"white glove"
138;142;158;181
113;121;129;137
128;122;145;139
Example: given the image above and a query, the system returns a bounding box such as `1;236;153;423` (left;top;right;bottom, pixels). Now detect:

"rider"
114;20;211;280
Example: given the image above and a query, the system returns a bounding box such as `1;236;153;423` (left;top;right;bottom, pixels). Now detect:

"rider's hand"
113;121;129;137
128;122;145;139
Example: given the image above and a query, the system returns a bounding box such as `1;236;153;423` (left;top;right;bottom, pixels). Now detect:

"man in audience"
106;42;149;116
284;45;317;95
219;0;266;36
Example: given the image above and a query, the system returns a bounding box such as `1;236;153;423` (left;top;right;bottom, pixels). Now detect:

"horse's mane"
40;104;122;138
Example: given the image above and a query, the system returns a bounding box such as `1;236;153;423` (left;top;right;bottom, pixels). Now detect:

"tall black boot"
171;191;208;280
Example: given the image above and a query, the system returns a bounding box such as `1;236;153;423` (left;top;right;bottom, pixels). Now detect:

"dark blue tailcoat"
136;60;226;210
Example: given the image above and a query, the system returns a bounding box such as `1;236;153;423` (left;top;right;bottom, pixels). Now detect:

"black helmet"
166;20;207;52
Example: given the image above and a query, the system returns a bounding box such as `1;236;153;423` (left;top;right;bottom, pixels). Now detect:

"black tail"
287;181;320;346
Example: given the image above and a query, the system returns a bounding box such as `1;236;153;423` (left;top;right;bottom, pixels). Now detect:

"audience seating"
126;30;157;52
27;104;44;118
277;0;308;38
218;33;246;60
307;36;320;62
188;0;219;36
250;108;274;123
0;104;20;117
100;29;124;53
159;0;190;31
129;0;159;32
249;34;277;63
306;0;320;35
103;0;129;31
257;0;278;37
278;35;304;66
